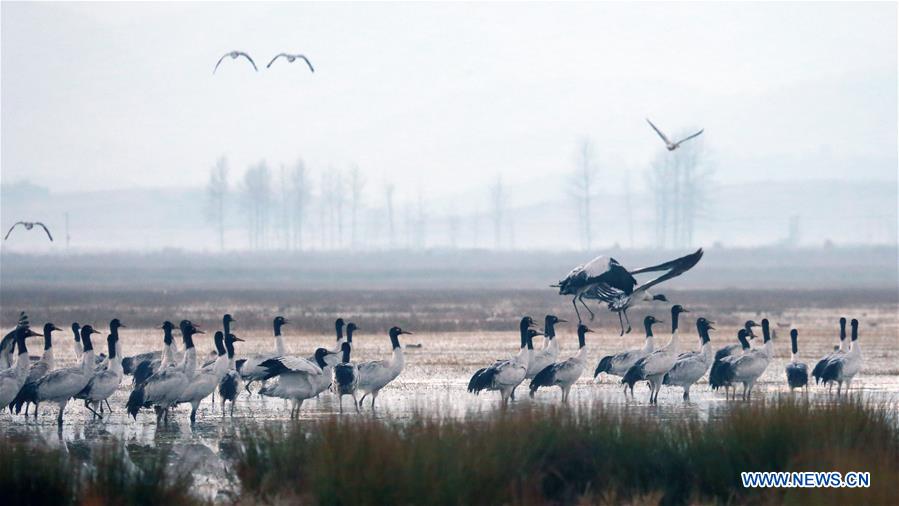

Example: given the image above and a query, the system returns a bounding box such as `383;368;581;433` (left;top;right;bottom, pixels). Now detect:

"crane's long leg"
572;297;582;323
618;312;626;336
622;309;632;334
578;295;595;320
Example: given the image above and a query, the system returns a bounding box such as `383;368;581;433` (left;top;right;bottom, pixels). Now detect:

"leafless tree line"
646;138;711;248
203;138;711;251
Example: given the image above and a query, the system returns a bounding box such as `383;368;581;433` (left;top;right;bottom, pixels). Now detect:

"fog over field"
2;2;896;254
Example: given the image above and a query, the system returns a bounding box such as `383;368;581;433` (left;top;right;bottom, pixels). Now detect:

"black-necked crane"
126;320;202;423
529;324;592;403
32;324;102;425
662;317;715;401
785;329;809;392
821;319;862;395
812;317;847;386
621;305;689;404
595;315;662;397
0;326;42;412
356;326;412;410
554;249;703;334
11;322;61;415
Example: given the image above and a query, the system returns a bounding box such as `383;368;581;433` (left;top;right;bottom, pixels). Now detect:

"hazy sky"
2;2;896;198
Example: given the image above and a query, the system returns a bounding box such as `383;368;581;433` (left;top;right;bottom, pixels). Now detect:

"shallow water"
2;300;897;501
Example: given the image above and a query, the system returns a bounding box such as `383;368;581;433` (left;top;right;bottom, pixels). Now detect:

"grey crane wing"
266;53;286;68
674;129;704;146
213;53;229;74
237;52;258;71
646;118;671;144
35;222;53;241
4;222;25;240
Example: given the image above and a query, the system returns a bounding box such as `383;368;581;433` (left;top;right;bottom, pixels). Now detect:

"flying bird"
554;248;703;335
213;51;258;74
266;53;315;72
646;118;704;151
4;222;53;241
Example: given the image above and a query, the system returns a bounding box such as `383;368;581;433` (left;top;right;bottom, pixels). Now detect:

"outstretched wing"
35;222;53;241
4;222;25;240
296;55;315;73
631;248;703;295
674;129;704;146
646;118;671;144
264;355;321;375
237;52;258;71
266;53;287;68
213;53;229;74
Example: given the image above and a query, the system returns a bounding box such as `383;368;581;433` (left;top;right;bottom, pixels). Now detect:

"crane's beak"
231;336;244;342
50;324;62;332
401;330;413;335
90;328;102;335
557;319;568;323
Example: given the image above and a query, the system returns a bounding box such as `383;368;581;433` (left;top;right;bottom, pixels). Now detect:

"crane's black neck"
839;318;847;341
347;326;355;343
341;344;351;363
790;330;798;354
163;325;174;345
851;320;859;341
544;317;557;339
108;335;117;359
698;323;711;345
273;319;284;336
225;335;236;359
335;320;345;341
671;308;681;333
15;328;29;356
737;331;750;350
214;332;226;356
80;327;94;352
314;348;329;368
72;324;81;343
180;323;196;350
43;326;54;351
388;328;401;349
577;328;586;348
761;319;771;343
645;319;655;337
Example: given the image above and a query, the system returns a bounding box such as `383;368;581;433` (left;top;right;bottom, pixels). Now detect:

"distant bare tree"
241;161;273;250
318;170;334;248
624;172;634;248
278;164;290;250
414;187;427;249
333;170;345;248
349;165;365;248
384;182;396;249
205;156;229;251
489;174;505;249
290;159;310;250
646;136;712;248
569;139;599;250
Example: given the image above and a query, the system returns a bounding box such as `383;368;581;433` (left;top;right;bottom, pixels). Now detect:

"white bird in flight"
646;118;704;151
4;222;53;241
266;53;315;73
213;51;258;74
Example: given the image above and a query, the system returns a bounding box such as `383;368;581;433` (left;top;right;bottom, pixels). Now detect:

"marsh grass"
0;438;201;506
235;398;898;505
